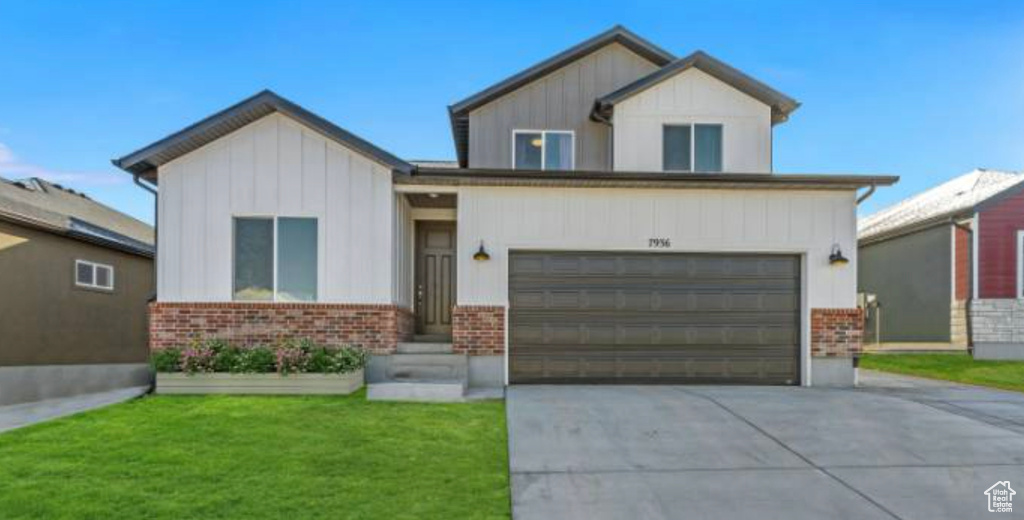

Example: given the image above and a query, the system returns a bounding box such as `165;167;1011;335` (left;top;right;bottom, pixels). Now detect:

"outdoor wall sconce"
473;241;491;261
829;243;849;266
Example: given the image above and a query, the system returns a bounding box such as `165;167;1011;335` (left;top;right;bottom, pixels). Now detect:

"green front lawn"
861;352;1024;393
0;392;509;519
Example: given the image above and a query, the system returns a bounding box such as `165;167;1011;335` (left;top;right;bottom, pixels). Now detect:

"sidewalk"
0;386;149;434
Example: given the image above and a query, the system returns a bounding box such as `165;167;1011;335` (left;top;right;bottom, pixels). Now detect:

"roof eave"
448;25;677;166
593;51;801;125
448;26;675;116
858;209;973;246
406;167;897;190
0;209;154;258
112;90;414;181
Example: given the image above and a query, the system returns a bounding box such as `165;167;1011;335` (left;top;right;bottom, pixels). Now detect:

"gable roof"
0;177;154;256
447;25;676;167
858;169;1024;243
113;90;413;181
592;51;800;124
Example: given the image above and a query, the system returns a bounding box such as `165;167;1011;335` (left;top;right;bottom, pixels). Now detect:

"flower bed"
152;338;367;395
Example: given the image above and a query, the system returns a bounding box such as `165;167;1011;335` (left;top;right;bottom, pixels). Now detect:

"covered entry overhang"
395;185;459;338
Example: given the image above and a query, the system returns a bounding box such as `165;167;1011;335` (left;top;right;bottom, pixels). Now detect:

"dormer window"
663;124;723;173
513;130;574;170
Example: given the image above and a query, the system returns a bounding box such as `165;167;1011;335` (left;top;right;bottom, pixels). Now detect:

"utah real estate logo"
985;481;1015;513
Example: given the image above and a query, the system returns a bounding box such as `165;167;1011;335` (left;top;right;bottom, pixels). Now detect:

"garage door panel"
512;311;799;326
509;352;799;385
509;251;801;385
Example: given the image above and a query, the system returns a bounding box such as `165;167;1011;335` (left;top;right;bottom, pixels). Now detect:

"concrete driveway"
507;371;1024;520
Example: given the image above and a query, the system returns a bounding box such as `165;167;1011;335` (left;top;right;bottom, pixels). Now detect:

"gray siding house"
859;168;1024;357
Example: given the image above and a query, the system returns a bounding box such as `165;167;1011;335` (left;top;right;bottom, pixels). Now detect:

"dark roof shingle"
0;177;154;255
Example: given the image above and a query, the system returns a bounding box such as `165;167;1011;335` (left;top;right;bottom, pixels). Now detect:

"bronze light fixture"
473;241;491;261
829;243;849;265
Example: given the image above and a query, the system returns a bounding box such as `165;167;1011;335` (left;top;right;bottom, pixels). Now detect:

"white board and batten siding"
457;186;858;310
613;68;773;173
392;194;415;308
157;113;396;304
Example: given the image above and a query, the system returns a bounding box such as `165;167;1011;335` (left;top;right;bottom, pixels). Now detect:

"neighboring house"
0;177;154;405
858;169;1024;358
114;25;895;394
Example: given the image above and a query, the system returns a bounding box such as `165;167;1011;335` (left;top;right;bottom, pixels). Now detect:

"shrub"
207;338;238;372
151;337;369;375
332;346;369;374
232;344;276;373
306;342;368;375
151;347;182;372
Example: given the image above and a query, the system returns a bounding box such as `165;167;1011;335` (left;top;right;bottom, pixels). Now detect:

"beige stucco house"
114;26;895;398
0;177;154;405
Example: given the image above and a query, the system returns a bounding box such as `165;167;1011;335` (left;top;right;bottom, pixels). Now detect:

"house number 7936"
648;238;671;248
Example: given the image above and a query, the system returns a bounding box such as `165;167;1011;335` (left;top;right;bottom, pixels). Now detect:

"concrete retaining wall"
811;357;856;387
0;363;152;406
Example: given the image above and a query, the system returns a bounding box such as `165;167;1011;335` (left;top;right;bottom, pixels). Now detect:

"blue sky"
1;0;1022;224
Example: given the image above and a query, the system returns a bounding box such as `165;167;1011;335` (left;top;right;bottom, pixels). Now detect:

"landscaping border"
156;370;364;395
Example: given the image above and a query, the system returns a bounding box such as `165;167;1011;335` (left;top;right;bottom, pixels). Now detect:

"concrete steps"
367;381;467;402
413;334;451;343
385;353;466;381
368;343;470;402
396;342;453;354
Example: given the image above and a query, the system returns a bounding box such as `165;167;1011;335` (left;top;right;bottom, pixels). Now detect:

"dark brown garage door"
508;251;801;385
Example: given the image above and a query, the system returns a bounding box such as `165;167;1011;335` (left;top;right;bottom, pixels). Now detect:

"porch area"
367;188;504;401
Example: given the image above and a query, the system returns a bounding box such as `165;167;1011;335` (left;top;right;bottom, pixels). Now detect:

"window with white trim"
513;130;574;170
233;216;318;302
663;124;723;172
75;260;114;290
1017;230;1024;299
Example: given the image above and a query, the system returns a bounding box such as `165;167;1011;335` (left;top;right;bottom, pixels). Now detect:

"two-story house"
114;26;896;397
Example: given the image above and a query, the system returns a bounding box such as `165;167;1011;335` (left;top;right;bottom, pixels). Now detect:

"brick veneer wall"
811;308;864;357
452;306;505;356
149;302;414;355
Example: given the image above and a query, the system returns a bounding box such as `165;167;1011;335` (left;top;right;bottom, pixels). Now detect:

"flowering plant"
275;339;310;375
180;339;217;374
154;338;367;376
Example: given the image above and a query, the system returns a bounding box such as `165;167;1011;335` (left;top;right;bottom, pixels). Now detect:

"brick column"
452;305;505;355
810;308;864;357
149;302;414;355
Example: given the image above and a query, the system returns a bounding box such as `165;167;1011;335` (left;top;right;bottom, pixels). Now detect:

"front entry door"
415;221;456;336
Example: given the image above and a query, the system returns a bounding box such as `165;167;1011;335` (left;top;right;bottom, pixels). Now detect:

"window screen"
233;218;274;301
695;124;723;172
277;217;318;302
663;125;692;172
514;132;543;169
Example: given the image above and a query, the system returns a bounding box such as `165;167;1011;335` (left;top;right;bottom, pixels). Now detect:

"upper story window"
513;130;574;170
233;216;318;302
75;260;114;291
663;124;723;172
